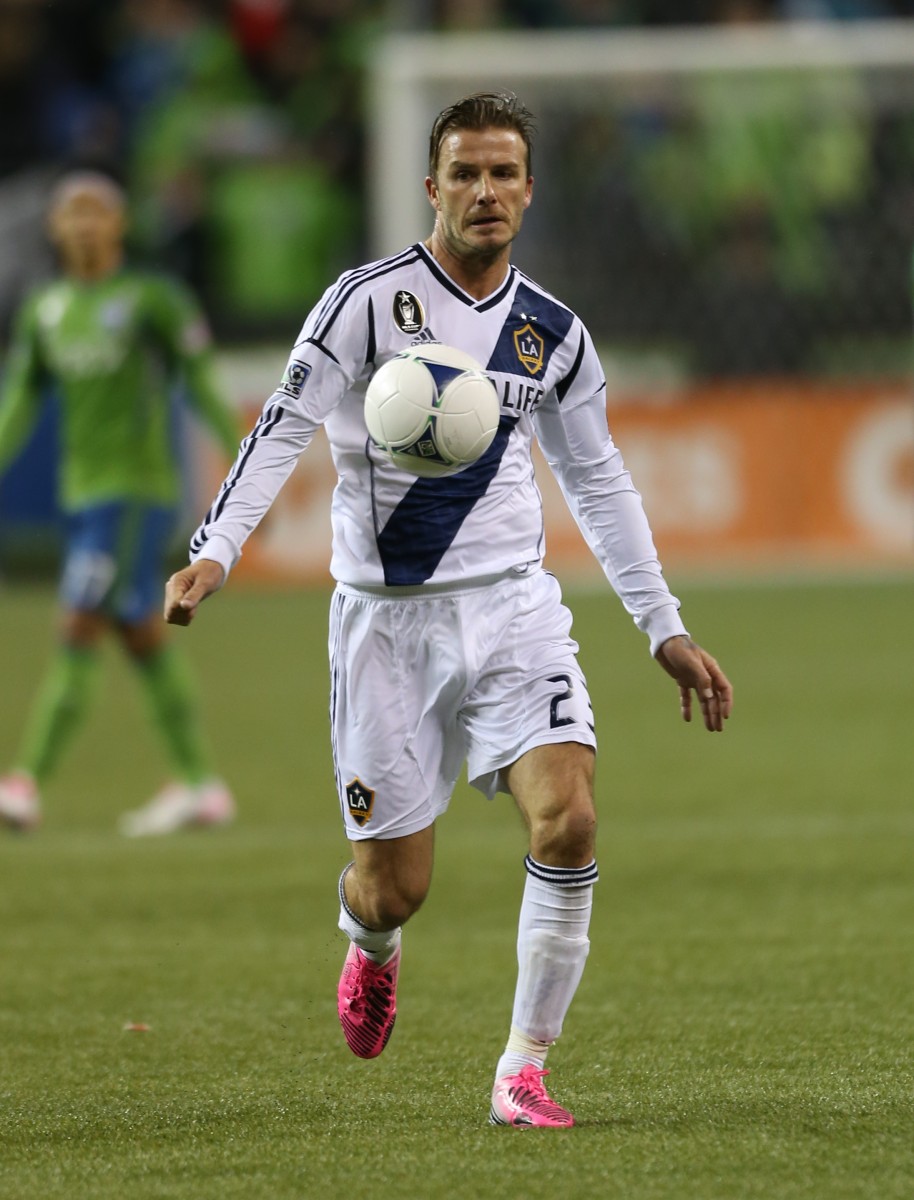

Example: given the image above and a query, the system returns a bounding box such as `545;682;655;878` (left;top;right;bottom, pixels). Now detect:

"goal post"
367;19;914;259
362;22;914;571
368;20;914;383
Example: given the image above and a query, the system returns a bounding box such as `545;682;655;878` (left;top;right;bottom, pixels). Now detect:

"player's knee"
349;827;434;929
59;608;107;648
531;796;597;866
356;873;429;930
362;890;425;930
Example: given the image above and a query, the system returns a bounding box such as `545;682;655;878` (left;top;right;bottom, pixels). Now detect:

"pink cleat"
489;1066;575;1128
0;772;41;832
337;943;400;1059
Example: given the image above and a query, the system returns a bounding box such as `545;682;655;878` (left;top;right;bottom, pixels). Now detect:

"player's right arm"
183;275;370;589
0;296;45;477
164;558;225;626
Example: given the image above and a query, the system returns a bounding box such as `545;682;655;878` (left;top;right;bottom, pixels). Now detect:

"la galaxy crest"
513;322;545;376
393;290;425;335
345;778;375;828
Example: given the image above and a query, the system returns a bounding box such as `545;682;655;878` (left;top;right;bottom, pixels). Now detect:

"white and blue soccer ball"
364;344;500;478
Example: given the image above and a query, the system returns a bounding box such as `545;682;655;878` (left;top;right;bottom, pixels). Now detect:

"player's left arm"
536;321;733;730
655;634;733;732
153;277;243;460
535;323;685;649
0;295;46;478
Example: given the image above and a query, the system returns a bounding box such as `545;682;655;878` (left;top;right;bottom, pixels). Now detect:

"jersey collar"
414;242;516;312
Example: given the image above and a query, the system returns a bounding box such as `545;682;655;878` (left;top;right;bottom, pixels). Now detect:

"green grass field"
1;575;912;1200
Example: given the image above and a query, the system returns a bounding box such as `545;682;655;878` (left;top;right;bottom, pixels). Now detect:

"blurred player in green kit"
0;171;241;835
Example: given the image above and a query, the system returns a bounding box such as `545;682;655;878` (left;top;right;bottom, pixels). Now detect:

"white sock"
494;855;597;1082
337;862;401;965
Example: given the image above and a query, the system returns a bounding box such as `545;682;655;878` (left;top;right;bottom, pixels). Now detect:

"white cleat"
0;772;42;832
119;778;235;837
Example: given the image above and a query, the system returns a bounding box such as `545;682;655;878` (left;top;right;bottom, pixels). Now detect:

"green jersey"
0;268;240;510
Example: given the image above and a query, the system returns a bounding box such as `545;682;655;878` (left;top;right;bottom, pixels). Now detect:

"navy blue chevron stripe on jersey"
190;403;286;551
375;417;518;585
555;329;586;403
486;283;575;381
524;854;599;887
313;249;421;344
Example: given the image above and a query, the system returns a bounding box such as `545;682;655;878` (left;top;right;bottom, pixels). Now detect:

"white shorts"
328;568;596;841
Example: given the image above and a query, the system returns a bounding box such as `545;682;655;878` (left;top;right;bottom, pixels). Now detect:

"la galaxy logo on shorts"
345;778;375;828
513;322;545;376
393;290;424;335
278;360;311;398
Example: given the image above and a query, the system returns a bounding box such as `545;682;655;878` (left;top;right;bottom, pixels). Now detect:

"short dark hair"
49;169;127;214
428;91;536;178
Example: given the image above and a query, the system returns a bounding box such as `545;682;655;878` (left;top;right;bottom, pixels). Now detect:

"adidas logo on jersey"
409;327;440;347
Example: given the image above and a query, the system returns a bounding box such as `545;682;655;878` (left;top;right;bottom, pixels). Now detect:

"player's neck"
425;235;510;301
63;247;123;284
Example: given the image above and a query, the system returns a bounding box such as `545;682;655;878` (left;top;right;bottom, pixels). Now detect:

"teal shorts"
60;501;177;623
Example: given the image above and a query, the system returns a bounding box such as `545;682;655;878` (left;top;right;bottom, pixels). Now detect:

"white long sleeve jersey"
191;242;687;654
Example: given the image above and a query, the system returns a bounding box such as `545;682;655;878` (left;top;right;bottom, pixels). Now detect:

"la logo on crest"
513;323;544;376
346;778;375;827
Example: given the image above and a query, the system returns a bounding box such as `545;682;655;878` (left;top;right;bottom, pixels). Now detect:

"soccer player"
164;93;733;1126
0;171;240;836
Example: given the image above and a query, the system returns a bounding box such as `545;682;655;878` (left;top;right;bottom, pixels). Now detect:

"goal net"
367;20;914;383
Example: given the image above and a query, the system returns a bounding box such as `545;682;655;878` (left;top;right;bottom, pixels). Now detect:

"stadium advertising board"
204;360;912;583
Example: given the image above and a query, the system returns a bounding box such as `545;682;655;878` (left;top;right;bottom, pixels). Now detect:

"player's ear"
524;175;533;209
425;176;440;210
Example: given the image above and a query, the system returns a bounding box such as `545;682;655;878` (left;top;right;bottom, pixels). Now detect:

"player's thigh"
60;501;176;623
504;740;597;867
112;504;178;624
60;503;121;614
463;571;596;799
117;611;169;658
58;606;110;648
347;825;436;926
329;586;469;841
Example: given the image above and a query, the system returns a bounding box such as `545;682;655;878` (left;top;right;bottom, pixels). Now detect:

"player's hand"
164;560;225;626
655;635;733;732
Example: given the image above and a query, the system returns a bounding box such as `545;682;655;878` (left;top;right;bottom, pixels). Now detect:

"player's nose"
475;174;497;202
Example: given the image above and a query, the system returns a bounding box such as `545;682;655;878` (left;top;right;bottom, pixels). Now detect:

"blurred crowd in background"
2;0;914;374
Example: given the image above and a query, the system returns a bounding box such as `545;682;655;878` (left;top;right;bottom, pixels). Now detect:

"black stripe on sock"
524;854;599;887
338;862;374;931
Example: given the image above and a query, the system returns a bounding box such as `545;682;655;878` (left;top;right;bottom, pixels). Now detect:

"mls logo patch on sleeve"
345;779;375;827
278;360;312;398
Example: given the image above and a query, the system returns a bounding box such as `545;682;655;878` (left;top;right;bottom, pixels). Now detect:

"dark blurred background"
1;0;913;368
1;0;913;576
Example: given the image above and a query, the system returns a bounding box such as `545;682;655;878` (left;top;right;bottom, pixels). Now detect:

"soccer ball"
364;344;500;478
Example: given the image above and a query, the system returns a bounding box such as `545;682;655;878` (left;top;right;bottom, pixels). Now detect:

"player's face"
49;188;126;276
426;127;532;262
